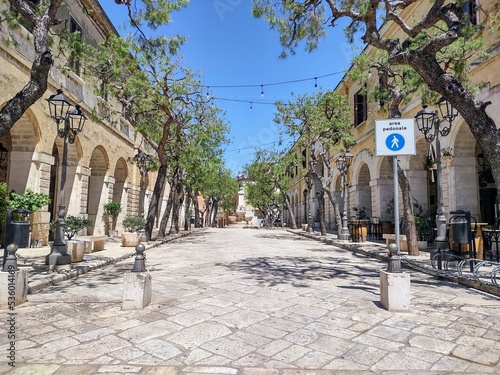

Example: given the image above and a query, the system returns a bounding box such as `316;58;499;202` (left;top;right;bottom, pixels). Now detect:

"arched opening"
87;147;109;234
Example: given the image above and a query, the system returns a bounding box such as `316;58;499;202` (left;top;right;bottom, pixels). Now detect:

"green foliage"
8;189;50;212
103;201;122;218
0;182;8;225
274;90;354;152
122;215;146;232
244;149;294;220
414;202;431;241
352;206;369;220
50;216;92;240
104;201;122;230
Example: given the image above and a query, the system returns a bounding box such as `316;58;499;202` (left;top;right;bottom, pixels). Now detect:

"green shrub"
9;189;51;212
122;215;146;232
103;202;122;230
50;216;92;240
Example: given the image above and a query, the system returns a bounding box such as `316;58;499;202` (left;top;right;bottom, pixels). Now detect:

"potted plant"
121;215;146;247
414;203;431;251
49;216;92;262
8;189;51;248
103;201;122;237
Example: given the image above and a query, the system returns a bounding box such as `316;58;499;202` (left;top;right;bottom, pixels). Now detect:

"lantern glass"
67;105;87;134
46;89;71;124
437;97;458;125
415;105;436;136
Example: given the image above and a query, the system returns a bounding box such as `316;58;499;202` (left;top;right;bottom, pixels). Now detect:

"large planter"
121;232;142;247
67;240;85;262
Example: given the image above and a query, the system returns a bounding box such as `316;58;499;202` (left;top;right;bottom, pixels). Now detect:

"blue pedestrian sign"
375;119;416;156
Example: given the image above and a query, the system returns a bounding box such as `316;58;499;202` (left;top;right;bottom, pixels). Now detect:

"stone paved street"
1;227;500;374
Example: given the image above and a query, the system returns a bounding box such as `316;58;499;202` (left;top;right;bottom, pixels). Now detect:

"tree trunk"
145;164;167;241
159;185;174;237
324;189;342;236
283;194;297;229
318;191;326;236
184;193;192;231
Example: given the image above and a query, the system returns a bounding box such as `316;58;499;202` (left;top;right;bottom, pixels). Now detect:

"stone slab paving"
1;227;500;374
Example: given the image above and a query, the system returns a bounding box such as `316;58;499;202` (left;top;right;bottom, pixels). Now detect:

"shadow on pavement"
218;256;381;289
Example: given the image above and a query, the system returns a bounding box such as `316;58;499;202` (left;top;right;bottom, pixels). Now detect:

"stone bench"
382;234;408;252
77;235;107;253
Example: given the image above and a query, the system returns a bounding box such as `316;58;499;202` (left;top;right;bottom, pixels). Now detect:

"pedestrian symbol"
385;133;405;152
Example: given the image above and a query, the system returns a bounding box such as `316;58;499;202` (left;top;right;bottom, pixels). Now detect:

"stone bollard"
0;244;28;309
122;243;152;310
379;243;411;312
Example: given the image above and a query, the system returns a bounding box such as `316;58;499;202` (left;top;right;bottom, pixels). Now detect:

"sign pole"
393;156;400;255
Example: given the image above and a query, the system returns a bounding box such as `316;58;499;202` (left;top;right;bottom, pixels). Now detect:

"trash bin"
450;216;469;244
5;209;32;248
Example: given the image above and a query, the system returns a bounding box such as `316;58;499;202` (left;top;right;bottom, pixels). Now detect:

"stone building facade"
284;0;500;233
0;1;168;241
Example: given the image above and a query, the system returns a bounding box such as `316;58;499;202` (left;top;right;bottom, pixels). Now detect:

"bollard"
0;243;28;309
380;243;410;311
131;243;146;272
386;243;401;273
2;243;19;272
122;243;151;310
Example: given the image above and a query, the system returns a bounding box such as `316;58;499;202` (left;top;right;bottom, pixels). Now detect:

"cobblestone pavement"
1;227;500;374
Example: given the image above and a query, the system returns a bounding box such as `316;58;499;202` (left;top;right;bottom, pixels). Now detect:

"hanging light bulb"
250;102;253;110
260;85;264;97
206;87;210;100
314;77;317;90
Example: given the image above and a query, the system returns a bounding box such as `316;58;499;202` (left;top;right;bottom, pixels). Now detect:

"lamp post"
45;89;87;269
133;150;152;217
415;98;457;256
336;151;353;241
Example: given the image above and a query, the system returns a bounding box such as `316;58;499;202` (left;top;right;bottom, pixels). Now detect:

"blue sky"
98;1;356;175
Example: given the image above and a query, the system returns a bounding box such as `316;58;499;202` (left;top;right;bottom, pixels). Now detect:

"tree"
253;0;500;193
0;0;68;137
274;90;354;235
244;149;299;229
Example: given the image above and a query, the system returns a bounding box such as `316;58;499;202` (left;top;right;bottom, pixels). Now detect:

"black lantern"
415;105;437;142
437;96;458;126
133;150;152;171
47;89;87;143
46;89;71;125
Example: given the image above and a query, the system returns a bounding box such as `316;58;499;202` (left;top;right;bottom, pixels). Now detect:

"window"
302;149;307;169
463;0;479;25
69;17;83;75
354;86;367;126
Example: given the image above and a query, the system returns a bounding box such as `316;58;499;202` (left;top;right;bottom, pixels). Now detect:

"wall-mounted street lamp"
0;143;8;170
336;151;353;241
415;97;457;255
46;89;87;269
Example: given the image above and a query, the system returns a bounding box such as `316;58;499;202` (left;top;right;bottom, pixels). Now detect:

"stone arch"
87;146;110;234
351;162;372;218
449;120;479;217
112;157;128;227
372;156;393;220
5;107;42;193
